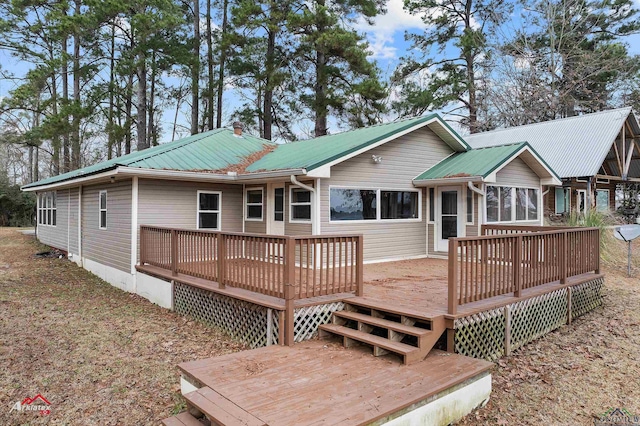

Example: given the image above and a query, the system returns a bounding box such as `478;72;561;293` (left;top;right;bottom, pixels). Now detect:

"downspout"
67;190;71;255
290;175;317;235
78;185;82;266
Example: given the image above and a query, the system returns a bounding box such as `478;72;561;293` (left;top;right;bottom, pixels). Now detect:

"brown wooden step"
162;411;205;426
334;310;432;337
185;387;266;426
319;324;421;365
344;299;436;323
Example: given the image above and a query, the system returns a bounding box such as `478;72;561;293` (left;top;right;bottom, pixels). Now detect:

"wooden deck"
178;340;492;426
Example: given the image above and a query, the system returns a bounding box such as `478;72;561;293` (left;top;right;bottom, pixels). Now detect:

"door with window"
437;187;463;252
268;184;285;235
577;190;587;215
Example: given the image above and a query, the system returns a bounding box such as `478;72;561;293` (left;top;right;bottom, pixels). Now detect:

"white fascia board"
21;169;119;192
413;176;484;187
488;146;561;185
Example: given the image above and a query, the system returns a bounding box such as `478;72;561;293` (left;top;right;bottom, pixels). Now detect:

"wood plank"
333;311;431;337
319;324;418;356
185;387;266;426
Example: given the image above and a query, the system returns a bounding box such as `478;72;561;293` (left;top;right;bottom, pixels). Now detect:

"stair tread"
319;324;418;354
162;412;203;426
345;299;437;322
185;386;266;426
335;311;432;336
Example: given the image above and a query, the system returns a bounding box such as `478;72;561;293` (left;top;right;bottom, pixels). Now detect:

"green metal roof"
414;143;529;181
22;129;273;189
246;114;469;172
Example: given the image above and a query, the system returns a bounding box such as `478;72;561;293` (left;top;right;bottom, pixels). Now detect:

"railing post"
217;233;226;288
514;235;522;297
171;229;177;277
560;231;567;284
594;228;601;274
284;236;296;346
140;226;146;265
448;238;458;315
356;235;364;297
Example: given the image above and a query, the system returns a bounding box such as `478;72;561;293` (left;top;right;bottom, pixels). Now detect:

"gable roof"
23;114;468;190
22;129;274;189
464;107;640;178
246;114;468;173
414;142;561;185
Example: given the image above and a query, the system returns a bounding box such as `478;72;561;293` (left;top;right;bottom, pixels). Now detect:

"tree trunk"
107;23;116;159
263;23;276;140
50;70;60;175
191;0;200;135
314;49;327;137
137;51;148;151
71;0;81;170
216;0;229;128
206;0;214;130
28;145;33;184
125;70;133;154
62;25;70;172
148;51;157;146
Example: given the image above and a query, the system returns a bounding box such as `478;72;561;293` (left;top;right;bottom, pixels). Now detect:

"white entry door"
268;184;285;235
437;187;463;252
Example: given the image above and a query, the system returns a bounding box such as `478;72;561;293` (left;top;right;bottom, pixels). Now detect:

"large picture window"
99;190;107;229
381;191;418;219
37;191;57;226
198;191;221;229
487;185;538;223
595;189;609;212
245;188;263;220
290;187;312;221
330;188;420;221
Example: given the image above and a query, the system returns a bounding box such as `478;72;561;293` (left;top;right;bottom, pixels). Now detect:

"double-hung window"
37;191;57;226
99;190;107;229
245;188;264;220
198;191;221;229
290;187;312;221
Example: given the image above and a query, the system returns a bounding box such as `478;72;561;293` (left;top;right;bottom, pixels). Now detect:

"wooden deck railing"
448;227;600;314
139;225;364;300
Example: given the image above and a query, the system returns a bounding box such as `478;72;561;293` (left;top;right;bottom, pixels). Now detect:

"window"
466;188;474;224
596;189;609;212
198;191;221;229
516;188;538;221
245;188;263;220
37;191;57;226
290;187;312;221
330;188;420;221
381;191;418;219
99;190;107;229
274;188;284;222
555;188;570;214
428;188;435;222
487;186;537;222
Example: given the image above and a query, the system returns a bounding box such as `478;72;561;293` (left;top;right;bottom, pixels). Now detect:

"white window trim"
328;186;422;224
465;187;474;225
197;190;222;230
99;190;107;230
427;187;435;224
486;185;540;224
289;185;312;223
37;191;57;227
245;187;264;221
555;187;571;215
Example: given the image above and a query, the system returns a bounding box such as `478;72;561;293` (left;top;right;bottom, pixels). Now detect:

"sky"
2;0;640;144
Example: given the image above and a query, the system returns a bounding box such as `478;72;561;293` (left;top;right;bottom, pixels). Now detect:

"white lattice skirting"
173;282;344;348
454;277;604;361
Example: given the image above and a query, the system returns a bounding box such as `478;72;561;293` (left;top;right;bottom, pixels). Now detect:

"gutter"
413;176;484;187
468;181;484;196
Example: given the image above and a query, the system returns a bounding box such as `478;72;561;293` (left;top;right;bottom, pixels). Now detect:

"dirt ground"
1;227;639;425
0;229;245;425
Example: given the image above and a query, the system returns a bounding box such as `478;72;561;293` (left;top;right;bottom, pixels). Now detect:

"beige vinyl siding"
285;181;313;236
68;188;79;254
465;191;479;238
496;157;539;188
82;180;132;272
427;223;435;254
37;189;69;251
321;126;453;261
244;184;267;234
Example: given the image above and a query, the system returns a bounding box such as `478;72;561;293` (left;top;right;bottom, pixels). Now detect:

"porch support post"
356;235;364;296
284;236;296;346
567;286;572;325
448;237;458;315
560;231;567;284
171;229;177;277
514;235;522;298
504;305;511;356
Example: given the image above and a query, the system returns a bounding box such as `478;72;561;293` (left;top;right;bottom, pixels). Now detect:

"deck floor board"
179;341;492;426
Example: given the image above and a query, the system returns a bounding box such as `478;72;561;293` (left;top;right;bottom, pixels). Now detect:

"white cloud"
355;0;426;60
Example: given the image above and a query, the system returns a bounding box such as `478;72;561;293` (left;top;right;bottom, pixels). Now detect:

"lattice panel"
270;309;280;345
509;288;567;352
294;302;345;343
455;308;505;361
571;277;604;320
174;282;271;349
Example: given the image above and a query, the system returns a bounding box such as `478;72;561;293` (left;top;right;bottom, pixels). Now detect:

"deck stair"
162;386;267;426
318;300;446;365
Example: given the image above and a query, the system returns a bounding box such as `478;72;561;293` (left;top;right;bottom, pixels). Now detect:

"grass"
0;228;245;425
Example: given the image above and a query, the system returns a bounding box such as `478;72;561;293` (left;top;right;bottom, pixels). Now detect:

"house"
23;114;560;296
465;107;640;217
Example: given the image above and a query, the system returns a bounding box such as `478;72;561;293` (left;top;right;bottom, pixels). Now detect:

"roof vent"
233;121;243;137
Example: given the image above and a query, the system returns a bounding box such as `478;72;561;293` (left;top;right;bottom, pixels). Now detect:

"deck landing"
178;340;492;426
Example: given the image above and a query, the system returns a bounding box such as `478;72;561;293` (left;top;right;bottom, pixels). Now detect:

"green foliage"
0;180;35;227
565;209;618;261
